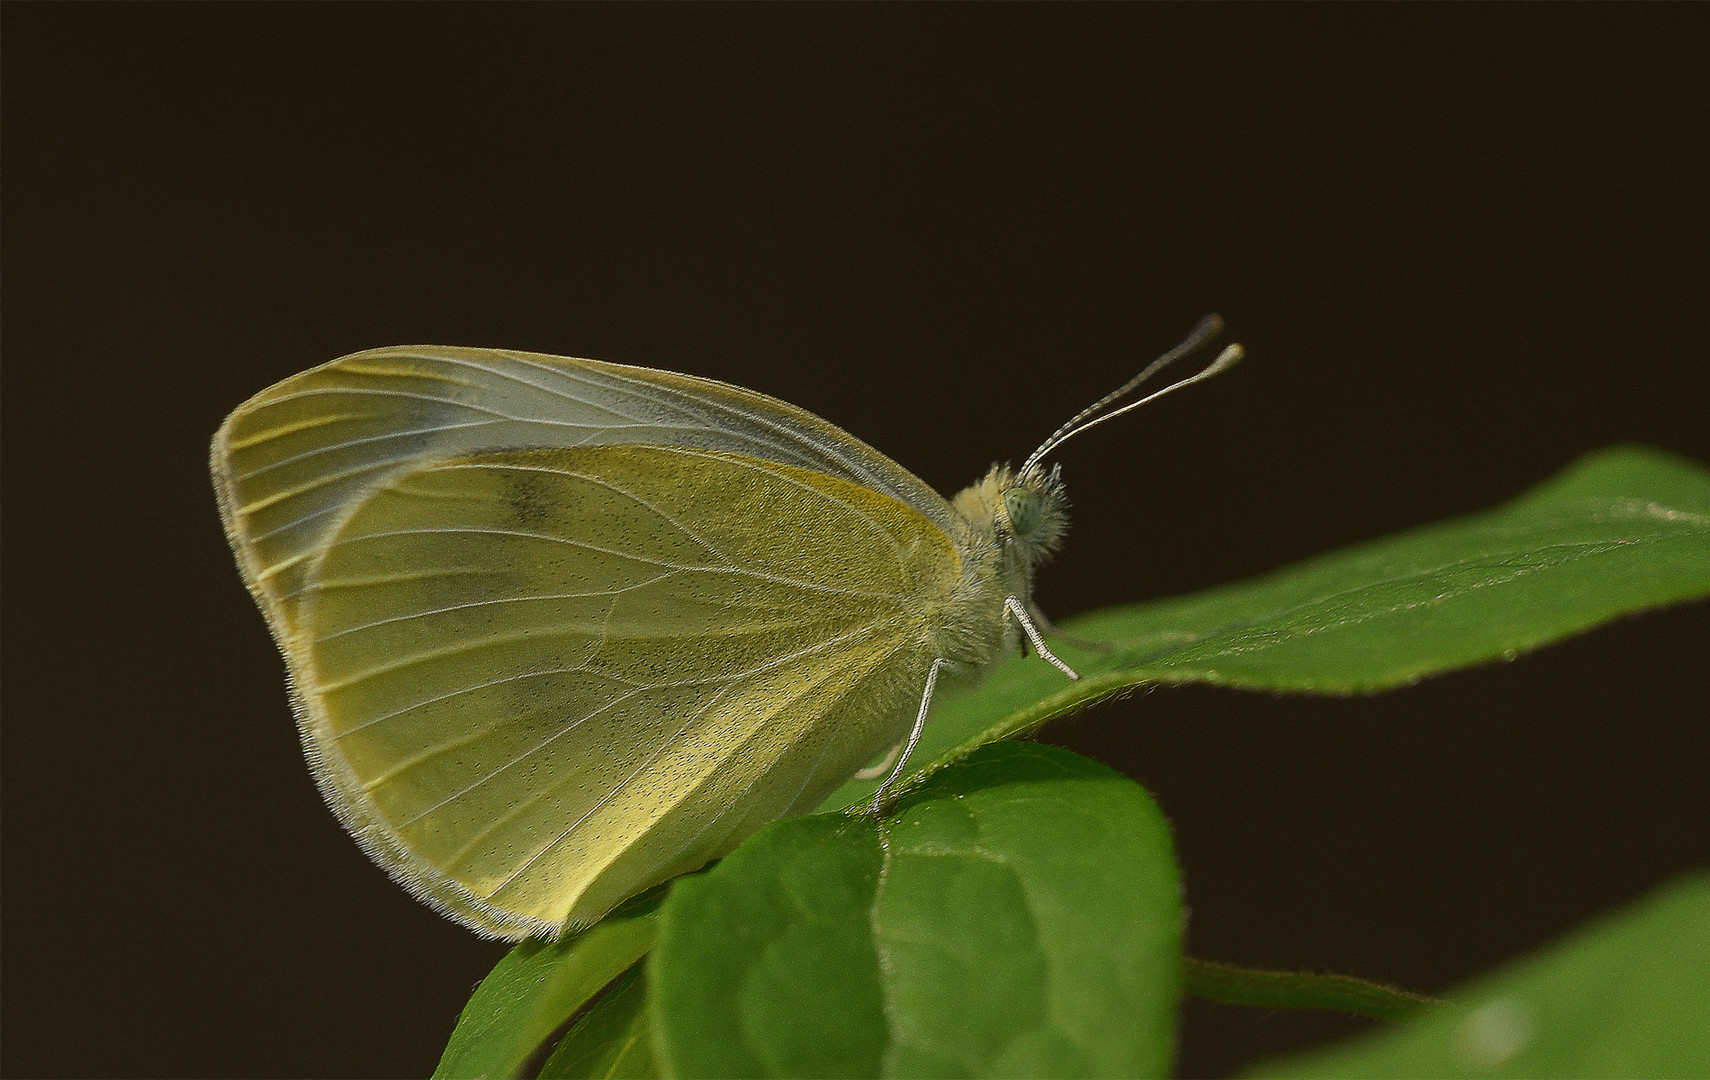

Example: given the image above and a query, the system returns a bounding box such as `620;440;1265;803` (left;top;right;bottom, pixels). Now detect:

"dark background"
5;7;1707;1078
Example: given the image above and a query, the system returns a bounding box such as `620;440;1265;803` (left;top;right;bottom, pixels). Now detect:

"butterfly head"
952;462;1069;567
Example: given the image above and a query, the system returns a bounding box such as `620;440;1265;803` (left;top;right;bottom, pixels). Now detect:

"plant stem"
1182;957;1442;1022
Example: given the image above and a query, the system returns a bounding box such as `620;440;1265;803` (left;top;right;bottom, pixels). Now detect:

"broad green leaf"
537;965;659;1079
652;743;1182;1079
1248;872;1710;1078
829;446;1710;808
433;896;661;1080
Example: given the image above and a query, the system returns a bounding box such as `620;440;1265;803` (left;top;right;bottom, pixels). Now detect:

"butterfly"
212;316;1241;939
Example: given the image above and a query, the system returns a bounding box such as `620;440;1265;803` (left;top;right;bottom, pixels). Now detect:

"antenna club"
1213;343;1246;369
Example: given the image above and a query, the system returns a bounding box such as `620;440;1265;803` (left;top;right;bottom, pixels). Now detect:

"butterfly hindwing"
296;443;962;937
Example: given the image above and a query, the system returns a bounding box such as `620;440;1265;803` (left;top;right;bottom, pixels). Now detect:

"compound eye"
1002;488;1043;538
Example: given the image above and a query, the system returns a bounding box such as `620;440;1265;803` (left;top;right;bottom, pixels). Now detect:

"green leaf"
536;965;659;1080
433;896;661;1080
651;742;1183;1079
1247;872;1710;1078
828;446;1710;809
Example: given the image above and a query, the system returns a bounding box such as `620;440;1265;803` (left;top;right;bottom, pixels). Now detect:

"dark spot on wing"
501;468;558;528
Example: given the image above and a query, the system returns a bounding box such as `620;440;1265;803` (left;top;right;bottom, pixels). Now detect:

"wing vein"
333;523;898;600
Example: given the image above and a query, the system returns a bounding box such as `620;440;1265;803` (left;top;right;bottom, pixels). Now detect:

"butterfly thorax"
933;463;1069;675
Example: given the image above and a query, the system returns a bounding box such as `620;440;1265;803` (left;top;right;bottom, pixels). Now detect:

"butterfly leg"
870;657;949;813
854;739;904;781
1005;596;1081;680
1025;600;1113;655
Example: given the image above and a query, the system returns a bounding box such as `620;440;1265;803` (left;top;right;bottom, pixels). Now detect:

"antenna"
1022;315;1245;474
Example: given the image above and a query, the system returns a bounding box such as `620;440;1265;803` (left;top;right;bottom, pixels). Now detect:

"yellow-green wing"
297;444;962;939
211;346;957;641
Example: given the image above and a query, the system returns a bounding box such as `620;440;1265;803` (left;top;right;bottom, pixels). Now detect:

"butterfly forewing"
298;444;961;936
212;347;958;628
